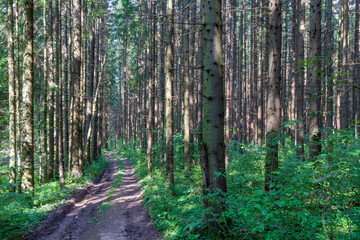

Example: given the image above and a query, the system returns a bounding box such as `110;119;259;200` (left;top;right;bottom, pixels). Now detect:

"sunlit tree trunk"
165;0;174;187
42;0;48;182
8;0;17;191
15;0;22;193
70;0;83;178
22;0;35;192
183;0;191;173
146;0;153;177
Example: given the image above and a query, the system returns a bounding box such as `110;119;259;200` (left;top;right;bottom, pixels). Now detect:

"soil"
24;152;159;240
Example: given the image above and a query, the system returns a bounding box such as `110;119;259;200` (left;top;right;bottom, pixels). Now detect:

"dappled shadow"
79;153;159;240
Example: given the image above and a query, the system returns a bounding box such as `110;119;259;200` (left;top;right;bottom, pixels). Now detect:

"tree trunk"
257;0;264;146
183;0;191;172
146;0;153;177
56;0;64;189
43;0;48;182
15;0;22;193
295;0;305;160
337;0;350;130
8;0;17;191
201;0;227;236
64;0;69;160
22;0;35;192
309;0;322;160
70;0;83;178
355;0;360;135
165;0;174;187
265;0;281;191
48;0;55;181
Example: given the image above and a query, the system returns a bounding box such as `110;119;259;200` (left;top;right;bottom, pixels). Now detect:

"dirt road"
25;152;159;240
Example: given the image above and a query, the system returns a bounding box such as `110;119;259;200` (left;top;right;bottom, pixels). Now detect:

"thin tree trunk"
355;0;360;135
295;0;305;160
48;0;55;181
15;0;22;193
309;0;322;160
337;0;350;130
43;0;48;182
257;0;264;146
146;0;153;177
56;0;64;189
165;0;174;187
183;0;191;172
64;0;69;160
8;0;17;191
224;0;231;165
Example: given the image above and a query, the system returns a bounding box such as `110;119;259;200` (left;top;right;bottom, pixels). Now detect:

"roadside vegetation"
0;155;109;239
117;128;360;239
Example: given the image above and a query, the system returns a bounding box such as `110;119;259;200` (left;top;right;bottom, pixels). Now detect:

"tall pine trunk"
201;0;227;236
8;0;17;191
265;0;281;191
70;0;83;178
165;0;174;187
22;0;35;192
309;0;322;160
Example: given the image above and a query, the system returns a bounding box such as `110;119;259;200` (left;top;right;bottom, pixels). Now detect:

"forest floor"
24;152;159;240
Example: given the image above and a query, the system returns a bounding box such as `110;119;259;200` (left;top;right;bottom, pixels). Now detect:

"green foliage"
0;154;109;240
118;143;205;239
118;127;360;239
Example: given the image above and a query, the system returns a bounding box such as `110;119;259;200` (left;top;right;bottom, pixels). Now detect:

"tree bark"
70;0;83;178
8;0;17;191
337;0;350;130
147;0;153;177
22;0;35;192
43;0;48;182
295;0;305;160
183;0;191;172
265;0;281;191
48;0;55;181
165;0;174;187
355;0;360;135
201;0;227;236
56;0;64;189
309;0;322;160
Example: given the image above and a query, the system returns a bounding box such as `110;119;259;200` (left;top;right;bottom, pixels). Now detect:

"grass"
0;154;109;240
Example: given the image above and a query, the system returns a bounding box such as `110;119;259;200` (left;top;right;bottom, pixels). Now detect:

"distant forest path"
25;152;159;240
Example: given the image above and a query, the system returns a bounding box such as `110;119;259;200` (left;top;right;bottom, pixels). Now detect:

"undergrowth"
0;154;109;240
117;129;360;240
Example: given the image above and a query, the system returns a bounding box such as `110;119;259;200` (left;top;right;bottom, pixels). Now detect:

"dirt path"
25;152;159;240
